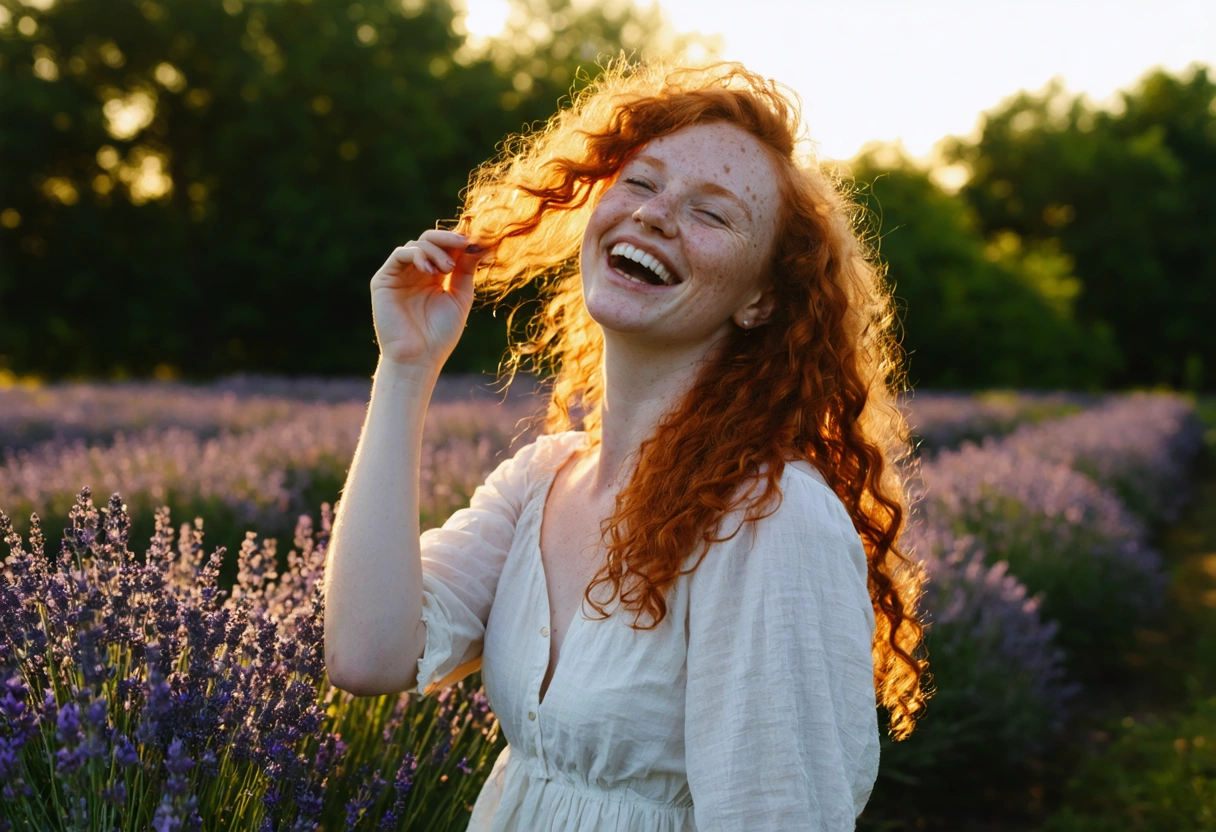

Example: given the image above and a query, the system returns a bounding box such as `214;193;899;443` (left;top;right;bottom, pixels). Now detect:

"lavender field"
0;377;1207;831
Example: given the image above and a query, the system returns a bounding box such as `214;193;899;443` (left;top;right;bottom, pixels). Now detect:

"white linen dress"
407;430;880;831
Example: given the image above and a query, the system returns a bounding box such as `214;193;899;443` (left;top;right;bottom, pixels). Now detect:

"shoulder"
487;430;587;497
690;459;870;615
521;430;587;477
744;457;859;552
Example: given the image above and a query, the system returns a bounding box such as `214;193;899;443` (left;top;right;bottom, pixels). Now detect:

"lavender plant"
0;374;539;453
896;389;1097;457
915;440;1170;678
0;397;540;557
1000;392;1205;527
877;523;1078;790
0;489;504;831
0;381;1202;828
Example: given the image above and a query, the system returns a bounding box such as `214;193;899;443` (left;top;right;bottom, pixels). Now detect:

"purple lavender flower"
379;752;419;830
83;695;107;730
898;390;1097;456
55;701;83;746
0;677;27;720
914;437;1169;676
314;733;347;777
102;778;128;806
344;770;387;830
55;744;85;776
136;671;173;746
999;392;1205;527
0;381;566;828
0;735;24;780
884;522;1078;786
152;798;185;832
113;732;140;768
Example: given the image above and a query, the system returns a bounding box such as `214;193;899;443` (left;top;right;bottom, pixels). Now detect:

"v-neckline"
535;431;593;707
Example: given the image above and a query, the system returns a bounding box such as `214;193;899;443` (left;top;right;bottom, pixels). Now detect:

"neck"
587;334;720;494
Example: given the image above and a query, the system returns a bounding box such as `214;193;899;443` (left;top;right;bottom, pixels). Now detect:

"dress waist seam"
513;763;694;812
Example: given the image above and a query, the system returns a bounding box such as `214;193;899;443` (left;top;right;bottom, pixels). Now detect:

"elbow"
324;636;378;696
325;651;405;697
324;632;426;698
323;643;363;694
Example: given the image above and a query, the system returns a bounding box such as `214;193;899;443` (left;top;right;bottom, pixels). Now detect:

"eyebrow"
631;153;754;222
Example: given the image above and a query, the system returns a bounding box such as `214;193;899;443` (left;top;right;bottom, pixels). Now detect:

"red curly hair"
458;60;929;742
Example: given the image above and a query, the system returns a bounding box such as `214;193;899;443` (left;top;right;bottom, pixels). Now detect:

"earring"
741;318;750;328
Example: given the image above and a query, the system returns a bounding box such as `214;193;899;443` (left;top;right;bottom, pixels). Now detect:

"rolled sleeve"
407;437;547;696
685;470;879;830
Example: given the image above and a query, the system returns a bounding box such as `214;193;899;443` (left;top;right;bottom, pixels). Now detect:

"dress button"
541;626;549;637
528;711;537;721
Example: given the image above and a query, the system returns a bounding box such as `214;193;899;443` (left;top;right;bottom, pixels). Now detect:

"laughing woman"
323;62;929;831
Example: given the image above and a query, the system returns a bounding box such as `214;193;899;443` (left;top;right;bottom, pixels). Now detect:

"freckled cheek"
587;192;630;228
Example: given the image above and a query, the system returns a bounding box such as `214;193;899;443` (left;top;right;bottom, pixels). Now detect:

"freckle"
723;165;731;174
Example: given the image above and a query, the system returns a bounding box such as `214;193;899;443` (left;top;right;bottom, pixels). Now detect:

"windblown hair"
458;61;930;741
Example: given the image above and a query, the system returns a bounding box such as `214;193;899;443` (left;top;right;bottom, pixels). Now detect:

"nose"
632;195;677;237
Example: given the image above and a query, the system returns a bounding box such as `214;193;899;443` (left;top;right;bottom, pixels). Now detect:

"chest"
537;478;615;682
480;479;693;765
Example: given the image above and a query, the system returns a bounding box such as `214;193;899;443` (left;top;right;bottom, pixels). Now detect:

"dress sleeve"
407;435;549;696
684;469;880;831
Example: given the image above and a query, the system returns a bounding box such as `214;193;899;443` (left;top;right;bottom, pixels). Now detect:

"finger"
450;244;489;282
417;229;469;251
411;239;458;274
385;241;449;276
378;243;434;276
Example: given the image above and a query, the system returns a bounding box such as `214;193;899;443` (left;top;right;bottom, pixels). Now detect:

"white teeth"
609;242;676;285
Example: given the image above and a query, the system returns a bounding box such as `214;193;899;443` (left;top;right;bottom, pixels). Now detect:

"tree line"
1;0;1211;390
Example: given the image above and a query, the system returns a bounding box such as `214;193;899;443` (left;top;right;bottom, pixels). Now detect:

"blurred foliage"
1;0;1211;390
0;0;713;381
848;150;1121;389
1038;400;1216;832
1040;698;1216;832
940;65;1216;391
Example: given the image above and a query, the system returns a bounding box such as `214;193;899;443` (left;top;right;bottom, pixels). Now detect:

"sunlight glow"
40;177;79;206
653;0;1213;165
117;148;173;205
154;62;186;93
463;0;510;39
103;90;156;141
443;0;1211;172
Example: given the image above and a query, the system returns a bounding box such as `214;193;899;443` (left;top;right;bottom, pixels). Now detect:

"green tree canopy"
848;146;1120;390
940;64;1216;390
0;0;713;380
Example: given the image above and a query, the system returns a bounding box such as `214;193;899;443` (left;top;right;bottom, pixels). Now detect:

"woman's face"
579;121;782;351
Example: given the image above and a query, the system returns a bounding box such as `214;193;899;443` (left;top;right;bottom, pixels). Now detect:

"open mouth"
608;242;680;286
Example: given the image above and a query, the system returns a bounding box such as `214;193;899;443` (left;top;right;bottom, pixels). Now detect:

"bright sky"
464;0;1215;166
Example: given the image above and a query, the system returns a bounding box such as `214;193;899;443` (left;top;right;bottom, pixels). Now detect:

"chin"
583;297;650;336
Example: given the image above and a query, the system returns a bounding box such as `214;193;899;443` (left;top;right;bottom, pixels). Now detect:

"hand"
370;229;488;371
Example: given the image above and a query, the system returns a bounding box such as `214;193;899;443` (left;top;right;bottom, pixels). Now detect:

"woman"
323;61;929;831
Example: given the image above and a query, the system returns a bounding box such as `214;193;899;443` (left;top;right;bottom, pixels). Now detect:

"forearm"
322;357;438;694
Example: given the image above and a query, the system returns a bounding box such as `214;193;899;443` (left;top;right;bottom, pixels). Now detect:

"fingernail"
465;244;484;254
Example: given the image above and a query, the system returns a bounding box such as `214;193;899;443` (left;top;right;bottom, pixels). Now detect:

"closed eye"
624;177;655;191
699;209;727;224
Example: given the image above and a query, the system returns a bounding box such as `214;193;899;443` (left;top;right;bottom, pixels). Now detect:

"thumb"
449;245;487;305
448;267;474;312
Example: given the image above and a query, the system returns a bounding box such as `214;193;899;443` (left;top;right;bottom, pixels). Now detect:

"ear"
733;283;777;330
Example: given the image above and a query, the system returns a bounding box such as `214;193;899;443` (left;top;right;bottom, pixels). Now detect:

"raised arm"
323;229;485;696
